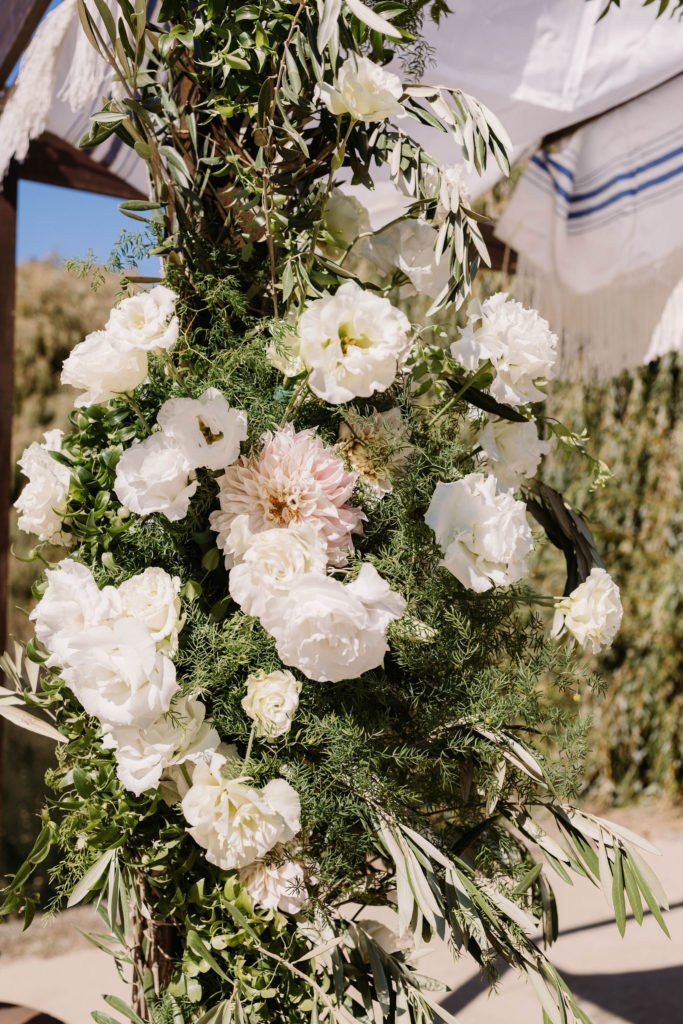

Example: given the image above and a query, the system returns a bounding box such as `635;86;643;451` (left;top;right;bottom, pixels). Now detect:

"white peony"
478;418;552;492
242;669;302;739
106;285;179;352
103;694;220;797
425;473;534;592
337;407;413;498
114;433;197;522
296;281;412;404
156;388;248;472
259;563;406;683
319;55;404;123
61;329;148;407
553;568;623;654
323;189;371;251
61;617;179;728
181;752;301;870
118;567;184;654
369;219;449;299
228;517;327;618
240;856;307;914
451;293;558;406
15;430;72;544
30;559;121;666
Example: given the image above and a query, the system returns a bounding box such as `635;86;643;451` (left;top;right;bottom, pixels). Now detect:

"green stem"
428;360;493;428
244;726;255;764
124;395;151;433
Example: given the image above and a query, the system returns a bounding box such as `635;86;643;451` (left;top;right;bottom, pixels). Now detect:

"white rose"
296;281;412;404
319;55;404;123
106;285;179;352
425;473;534;592
181;752;301;870
61;329;149;407
369;220;449;299
156;388;248;472
323;189;371;250
62;618;179;728
242;669;302;739
240;856;307;915
337;407;413;498
259;563;406;683
103;694;220;796
478;418;552;491
30;559;121;666
118;567;184;654
451;293;558;406
114;433;197;522
14;430;72;544
228;518;327;617
553;568;623;654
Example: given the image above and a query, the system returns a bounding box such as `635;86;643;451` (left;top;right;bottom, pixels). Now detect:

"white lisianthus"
156;389;248;472
337;407;413;498
114;433;197;522
478;418;552;492
228;517;327;617
451;293;558;406
319;55;404;123
14;430;72;544
259;563;406;683
552;568;623;654
242;669;302;739
322;189;371;250
103;694;220;796
240;856;307;914
61;618;179;728
296;281;412;404
106;285;179;352
118;567;184;654
181;752;301;870
425;473;534;592
369;220;449;299
30;559;121;666
61;329;148;407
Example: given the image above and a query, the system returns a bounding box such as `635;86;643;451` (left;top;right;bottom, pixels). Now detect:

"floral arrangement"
1;3;669;1024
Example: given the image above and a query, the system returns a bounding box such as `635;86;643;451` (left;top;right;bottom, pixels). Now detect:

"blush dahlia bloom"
210;425;364;567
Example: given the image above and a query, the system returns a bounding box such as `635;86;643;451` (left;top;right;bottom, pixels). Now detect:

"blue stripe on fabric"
567;161;683;219
532;142;683;204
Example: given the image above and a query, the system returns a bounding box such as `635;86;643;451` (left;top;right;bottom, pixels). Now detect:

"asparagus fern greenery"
2;3;669;1024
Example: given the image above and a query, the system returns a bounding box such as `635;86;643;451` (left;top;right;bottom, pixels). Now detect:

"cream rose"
478;418;552;492
259;563;406;683
425;473;534;592
14;430;72;544
181;752;301;870
156;388;248;472
553;568;623;654
319;55;404;123
114;433;197;522
296;281;412;404
61;329;148;407
242;669;302;739
106;284;179;352
240;856;307;914
118;567;184;654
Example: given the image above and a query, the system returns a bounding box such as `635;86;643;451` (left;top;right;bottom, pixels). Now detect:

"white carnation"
14;430;72;544
156;388;248;471
62;618;179;728
259;563;406;683
106;285;179;352
451;293;558;406
228;517;327;618
319;55;404;123
242;669;302;739
103;694;220;796
181;752;301;870
296;281;412;404
240;856;307;915
118;567;184;654
114;433;197;521
61;329;148;407
425;473;533;592
478;418;552;491
553;568;623;654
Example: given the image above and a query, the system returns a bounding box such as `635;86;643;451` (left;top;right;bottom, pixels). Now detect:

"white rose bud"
242;669;302;739
239;856;308;915
425;473;534;592
114;433;197;522
106;284;179;352
118;567;184;654
14;430;72;544
553;568;623;654
319;55;404;123
156;388;248;472
61;329;148;407
478;418;552;492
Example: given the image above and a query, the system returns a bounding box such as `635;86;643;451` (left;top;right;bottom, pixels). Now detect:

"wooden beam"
481;222;517;274
16;132;146;200
0;0;52;91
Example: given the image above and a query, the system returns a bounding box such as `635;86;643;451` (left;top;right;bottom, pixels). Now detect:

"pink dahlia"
210;425;364;567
